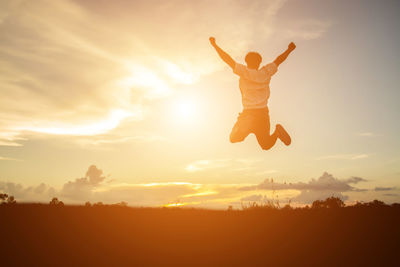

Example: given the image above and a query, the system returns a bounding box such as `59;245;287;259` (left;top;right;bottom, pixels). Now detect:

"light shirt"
233;62;278;110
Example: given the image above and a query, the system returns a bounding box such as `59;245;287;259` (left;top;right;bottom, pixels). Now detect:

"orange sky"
0;0;399;208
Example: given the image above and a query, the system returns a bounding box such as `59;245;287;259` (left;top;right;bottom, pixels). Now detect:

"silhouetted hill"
1;202;399;266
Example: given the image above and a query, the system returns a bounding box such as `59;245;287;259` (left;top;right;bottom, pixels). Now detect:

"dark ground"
1;203;399;266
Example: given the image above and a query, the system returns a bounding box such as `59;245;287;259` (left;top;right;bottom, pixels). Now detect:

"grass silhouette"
0;197;399;266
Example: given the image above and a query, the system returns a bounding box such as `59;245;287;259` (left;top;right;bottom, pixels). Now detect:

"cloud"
383;193;399;197
0;132;26;146
0;0;306;146
344;176;367;184
293;191;348;204
73;133;167;147
0;164;247;207
61;165;106;199
0;156;20;161
251;170;279;176
356;132;375;137
0;0;144;145
2;166;381;207
355;132;382;137
0;181;56;202
240;172;368;204
185;159;231;172
240;172;367;192
54;165;239;205
185;158;262;172
266;0;287;16
241;194;264;202
315;154;369;160
375;187;396;191
283;19;332;40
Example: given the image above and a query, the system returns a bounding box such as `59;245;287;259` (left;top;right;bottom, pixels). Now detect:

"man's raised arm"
209;37;236;69
273;42;296;67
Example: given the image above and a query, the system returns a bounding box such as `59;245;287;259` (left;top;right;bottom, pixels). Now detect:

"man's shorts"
230;107;270;141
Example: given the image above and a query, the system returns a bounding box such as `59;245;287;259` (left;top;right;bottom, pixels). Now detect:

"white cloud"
315;154;369;160
375;187;396;191
73;133;167;147
356;132;381;137
185;159;230;172
240;172;369;204
240;172;367;192
0;132;26;146
283;19;332;40
185;158;262;172
1;167;397;207
266;0;288;16
0;156;20;161
0;165;248;207
0;0;297;146
251;170;279;176
0;181;56;202
241;194;264;202
357;132;374;137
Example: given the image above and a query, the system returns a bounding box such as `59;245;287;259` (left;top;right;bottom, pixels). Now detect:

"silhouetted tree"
353;201;364;208
312;197;345;209
282;204;293;211
1;194;16;205
0;193;8;204
49;197;64;207
85;201;92;207
281;199;292;211
367;199;386;207
93;202;104;207
324;196;345;208
7;196;16;205
311;200;324;209
114;201;128;207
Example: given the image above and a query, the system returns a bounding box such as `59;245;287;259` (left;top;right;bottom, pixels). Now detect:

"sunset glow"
0;0;399;209
164;203;185;208
175;100;197;121
16;109;135;136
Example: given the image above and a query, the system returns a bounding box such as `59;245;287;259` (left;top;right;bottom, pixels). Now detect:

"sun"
173;97;199;122
167;93;206;129
176;101;196;119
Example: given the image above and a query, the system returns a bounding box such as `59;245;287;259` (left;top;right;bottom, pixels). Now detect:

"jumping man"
209;37;296;150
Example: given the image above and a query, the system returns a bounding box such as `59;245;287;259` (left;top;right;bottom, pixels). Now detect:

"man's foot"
276;124;291;146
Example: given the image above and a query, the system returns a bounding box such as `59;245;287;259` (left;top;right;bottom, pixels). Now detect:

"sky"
0;0;399;208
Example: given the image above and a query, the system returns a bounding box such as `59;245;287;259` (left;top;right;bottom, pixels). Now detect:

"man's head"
245;52;262;69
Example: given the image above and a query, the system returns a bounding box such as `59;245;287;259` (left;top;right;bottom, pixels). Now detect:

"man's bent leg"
254;109;278;150
230;122;251;143
255;131;278;150
229;113;252;143
276;124;291;146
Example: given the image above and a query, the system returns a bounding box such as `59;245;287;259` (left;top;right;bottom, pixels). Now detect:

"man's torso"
233;62;278;110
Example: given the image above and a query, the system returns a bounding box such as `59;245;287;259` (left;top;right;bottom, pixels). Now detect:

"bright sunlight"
172;96;199;123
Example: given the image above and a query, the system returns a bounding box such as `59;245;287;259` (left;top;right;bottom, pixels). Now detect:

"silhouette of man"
209;37;295;150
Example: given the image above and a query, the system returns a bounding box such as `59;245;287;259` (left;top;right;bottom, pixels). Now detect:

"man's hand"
274;42;296;66
288;42;296;51
209;37;235;69
209;37;216;47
